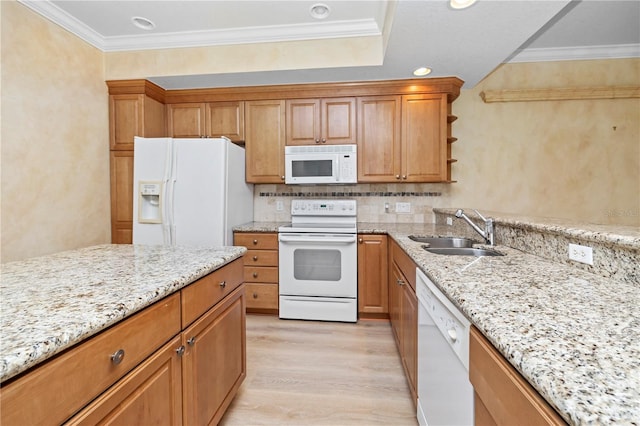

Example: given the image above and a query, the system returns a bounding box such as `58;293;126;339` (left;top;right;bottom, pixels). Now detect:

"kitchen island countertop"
0;244;246;383
235;221;639;425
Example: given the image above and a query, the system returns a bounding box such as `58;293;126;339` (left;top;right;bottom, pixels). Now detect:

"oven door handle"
279;234;357;244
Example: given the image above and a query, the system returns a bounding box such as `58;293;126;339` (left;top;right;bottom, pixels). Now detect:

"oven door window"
291;159;333;177
293;248;341;281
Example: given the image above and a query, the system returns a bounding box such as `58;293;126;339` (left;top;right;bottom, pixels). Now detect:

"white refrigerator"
132;136;253;246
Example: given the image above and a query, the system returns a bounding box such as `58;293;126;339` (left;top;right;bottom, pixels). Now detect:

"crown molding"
18;0;381;53
508;43;640;63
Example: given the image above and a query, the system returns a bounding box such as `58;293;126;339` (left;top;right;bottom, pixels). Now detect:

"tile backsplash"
253;183;452;223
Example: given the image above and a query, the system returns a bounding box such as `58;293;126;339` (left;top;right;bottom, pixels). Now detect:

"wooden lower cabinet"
66;336;183;425
469;326;566;426
234;232;279;314
1;262;245;426
357;234;388;318
182;285;246;426
388;239;418;404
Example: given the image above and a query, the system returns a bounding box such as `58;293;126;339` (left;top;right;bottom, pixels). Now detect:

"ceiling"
19;0;640;89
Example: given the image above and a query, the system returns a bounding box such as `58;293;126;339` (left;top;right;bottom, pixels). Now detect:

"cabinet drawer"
234;233;278;250
245;283;279;310
0;293;181;426
391;239;417;290
181;258;244;328
244;266;278;283
245;249;278;266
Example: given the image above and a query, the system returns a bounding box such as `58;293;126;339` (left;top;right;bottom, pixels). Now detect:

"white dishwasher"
416;268;474;426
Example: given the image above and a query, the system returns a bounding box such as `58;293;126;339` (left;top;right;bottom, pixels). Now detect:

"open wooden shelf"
479;85;640;103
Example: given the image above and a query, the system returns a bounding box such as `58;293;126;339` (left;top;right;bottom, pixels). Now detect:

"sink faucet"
454;209;495;246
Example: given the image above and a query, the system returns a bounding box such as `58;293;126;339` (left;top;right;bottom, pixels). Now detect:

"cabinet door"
321;97;356;145
206;101;245;142
402;94;447;182
182;286;246;426
110;150;133;244
357;96;401;182
401;282;418;403
286;99;320;145
245;100;286;183
66;336;183;426
109;94;143;150
167;103;206;138
357;234;388;317
389;261;403;348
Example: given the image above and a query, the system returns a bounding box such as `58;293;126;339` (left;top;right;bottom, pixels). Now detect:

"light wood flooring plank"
220;315;417;425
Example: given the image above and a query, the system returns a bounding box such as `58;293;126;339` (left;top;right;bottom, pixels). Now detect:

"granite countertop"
235;221;639;425
0;244;246;383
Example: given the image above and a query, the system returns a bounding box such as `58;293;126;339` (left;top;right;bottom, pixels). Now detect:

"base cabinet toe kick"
0;258;246;426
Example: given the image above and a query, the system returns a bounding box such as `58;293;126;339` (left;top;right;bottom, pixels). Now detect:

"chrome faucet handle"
472;209;488;222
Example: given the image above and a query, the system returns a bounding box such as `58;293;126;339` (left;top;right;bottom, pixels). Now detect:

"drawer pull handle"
397;279;405;286
253;239;258;244
253;292;258;299
110;349;125;365
187;337;196;346
176;345;186;357
219;281;226;288
253;256;258;261
253;272;258;278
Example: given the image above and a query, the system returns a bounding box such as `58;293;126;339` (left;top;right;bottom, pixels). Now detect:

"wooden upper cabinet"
167;103;206;138
244;100;286;183
109;94;166;150
402;94;447;182
206;101;245;142
357;96;402;182
167;101;245;142
286;97;356;145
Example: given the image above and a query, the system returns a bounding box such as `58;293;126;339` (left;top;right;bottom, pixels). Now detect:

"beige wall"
449;58;640;226
1;2;111;262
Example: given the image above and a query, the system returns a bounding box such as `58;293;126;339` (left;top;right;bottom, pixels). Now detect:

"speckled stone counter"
0;244;246;383
236;220;639;425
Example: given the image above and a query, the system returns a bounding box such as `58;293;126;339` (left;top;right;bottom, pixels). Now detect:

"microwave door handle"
279;234;356;244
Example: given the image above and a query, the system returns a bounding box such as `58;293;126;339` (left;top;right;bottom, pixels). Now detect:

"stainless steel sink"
423;247;504;256
408;235;475;248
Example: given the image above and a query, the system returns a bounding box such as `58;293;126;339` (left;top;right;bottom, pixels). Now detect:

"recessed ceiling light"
310;3;331;20
413;67;432;77
132;16;155;30
450;0;477;9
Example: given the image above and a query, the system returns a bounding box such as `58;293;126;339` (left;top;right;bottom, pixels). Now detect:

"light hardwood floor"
220;314;418;425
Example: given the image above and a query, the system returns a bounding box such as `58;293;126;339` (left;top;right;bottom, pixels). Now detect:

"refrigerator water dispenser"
138;181;162;223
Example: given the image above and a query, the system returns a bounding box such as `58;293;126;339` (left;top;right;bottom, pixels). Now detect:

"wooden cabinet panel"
1;294;181;426
402;94;447;182
400;281;418;402
357;234;389;317
66;336;183;426
167;103;206;138
181;258;244;328
357;96;402;182
110;150;133;244
245;100;286;183
234;232;279;314
469;327;566;426
109;94;143;151
206;101;244;142
182;286;246;426
286;97;355;145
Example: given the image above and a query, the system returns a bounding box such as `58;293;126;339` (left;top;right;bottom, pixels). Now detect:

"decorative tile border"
259;191;442;197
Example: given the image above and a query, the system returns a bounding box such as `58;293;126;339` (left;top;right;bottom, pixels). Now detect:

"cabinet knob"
187;337;196;346
253;255;258;261
253;292;258;299
253;239;258;245
176;345;186;357
402;175;407;180
219;281;227;288
321;138;326;143
253;272;258;278
397;279;405;286
395;175;400;179
110;349;125;365
315;139;320;144
281;176;285;180
358;238;363;243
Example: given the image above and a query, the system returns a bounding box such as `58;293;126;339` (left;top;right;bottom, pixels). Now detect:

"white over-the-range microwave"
284;144;357;184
